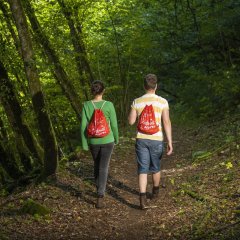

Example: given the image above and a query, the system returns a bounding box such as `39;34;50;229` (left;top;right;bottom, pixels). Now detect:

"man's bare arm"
162;108;173;155
128;108;137;125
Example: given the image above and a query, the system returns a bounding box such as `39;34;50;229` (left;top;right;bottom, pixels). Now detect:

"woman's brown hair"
91;80;105;95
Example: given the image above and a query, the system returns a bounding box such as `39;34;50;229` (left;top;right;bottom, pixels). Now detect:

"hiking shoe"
96;196;104;209
140;194;150;210
151;186;160;200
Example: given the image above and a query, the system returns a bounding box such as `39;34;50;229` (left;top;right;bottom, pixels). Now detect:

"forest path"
59;127;196;240
0;127;239;240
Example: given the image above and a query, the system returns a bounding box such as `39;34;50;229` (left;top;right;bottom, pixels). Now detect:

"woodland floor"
0;121;240;240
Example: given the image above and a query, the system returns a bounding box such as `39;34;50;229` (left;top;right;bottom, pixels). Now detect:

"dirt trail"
61;127;193;240
0;127;239;240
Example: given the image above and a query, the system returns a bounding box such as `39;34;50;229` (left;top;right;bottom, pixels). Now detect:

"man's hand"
166;142;173;155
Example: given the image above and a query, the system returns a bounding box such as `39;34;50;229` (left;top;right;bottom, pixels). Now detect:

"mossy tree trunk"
0;0;21;55
57;0;94;98
50;106;74;153
23;0;82;121
0;2;29;97
0;61;43;167
0;165;7;185
0;61;43;171
0;116;8;140
8;0;58;178
0;141;23;179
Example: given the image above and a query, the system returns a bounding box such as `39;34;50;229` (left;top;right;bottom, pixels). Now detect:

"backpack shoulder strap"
91;101;96;109
100;101;107;110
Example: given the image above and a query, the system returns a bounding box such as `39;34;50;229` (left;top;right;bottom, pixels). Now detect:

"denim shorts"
135;139;163;174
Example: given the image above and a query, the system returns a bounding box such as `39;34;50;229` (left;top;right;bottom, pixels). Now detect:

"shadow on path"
108;175;139;196
67;162;140;209
50;180;95;205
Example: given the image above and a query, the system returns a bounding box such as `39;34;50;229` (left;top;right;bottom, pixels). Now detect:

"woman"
80;80;119;208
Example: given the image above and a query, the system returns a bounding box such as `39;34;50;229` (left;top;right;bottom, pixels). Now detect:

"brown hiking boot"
139;194;150;210
96;197;104;209
151;186;160;200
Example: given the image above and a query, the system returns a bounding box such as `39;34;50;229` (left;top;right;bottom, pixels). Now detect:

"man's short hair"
144;74;157;90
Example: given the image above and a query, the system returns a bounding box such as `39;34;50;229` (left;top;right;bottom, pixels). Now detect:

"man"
128;74;173;209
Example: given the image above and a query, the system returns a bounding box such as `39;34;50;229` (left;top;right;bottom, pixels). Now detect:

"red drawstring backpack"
87;101;110;138
137;104;159;134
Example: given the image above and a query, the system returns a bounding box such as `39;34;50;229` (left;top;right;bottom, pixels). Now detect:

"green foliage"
192;151;212;162
0;0;239;181
21;198;50;216
0;188;8;197
0;232;8;240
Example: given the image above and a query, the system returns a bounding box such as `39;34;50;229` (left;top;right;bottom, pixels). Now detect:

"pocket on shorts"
153;142;163;150
151;142;163;156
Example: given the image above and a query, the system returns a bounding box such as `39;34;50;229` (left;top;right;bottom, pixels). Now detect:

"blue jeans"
135;139;163;174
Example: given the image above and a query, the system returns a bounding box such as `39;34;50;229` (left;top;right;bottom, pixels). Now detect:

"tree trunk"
23;0;83;121
0;60;43;169
186;0;210;73
0;0;21;55
0;165;7;185
8;0;58;178
0;63;33;171
73;6;95;83
57;0;94;96
0;1;35;96
0;141;23;179
50;106;74;153
0;116;8;140
106;5;128;123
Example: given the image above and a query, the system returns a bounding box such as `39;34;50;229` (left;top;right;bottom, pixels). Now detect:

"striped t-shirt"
131;93;169;141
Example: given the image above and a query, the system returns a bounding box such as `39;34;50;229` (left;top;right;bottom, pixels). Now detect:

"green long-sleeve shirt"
80;100;119;150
